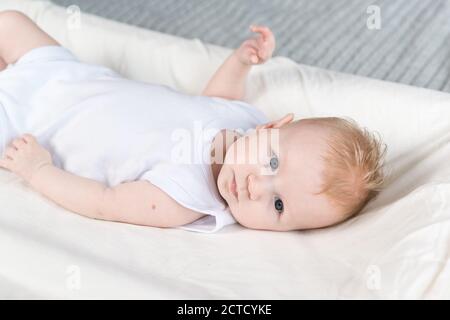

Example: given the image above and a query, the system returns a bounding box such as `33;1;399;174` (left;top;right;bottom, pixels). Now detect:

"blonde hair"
307;117;387;220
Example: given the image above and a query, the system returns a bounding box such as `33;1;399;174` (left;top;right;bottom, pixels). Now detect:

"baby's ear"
256;113;294;130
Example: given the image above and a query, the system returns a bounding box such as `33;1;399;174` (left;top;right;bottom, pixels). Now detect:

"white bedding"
0;0;449;299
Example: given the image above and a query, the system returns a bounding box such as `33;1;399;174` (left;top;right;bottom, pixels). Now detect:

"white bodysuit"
0;46;268;233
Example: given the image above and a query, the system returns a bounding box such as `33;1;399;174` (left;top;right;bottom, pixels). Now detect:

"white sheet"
0;0;449;299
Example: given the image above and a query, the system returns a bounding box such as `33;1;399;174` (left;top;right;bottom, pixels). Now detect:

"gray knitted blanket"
51;0;450;93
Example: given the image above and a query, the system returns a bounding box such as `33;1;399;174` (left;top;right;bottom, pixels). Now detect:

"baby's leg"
0;10;59;65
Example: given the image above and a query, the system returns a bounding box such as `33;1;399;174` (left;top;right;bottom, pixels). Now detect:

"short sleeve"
208;97;269;132
13;45;78;66
232;100;269;124
141;168;236;233
177;211;236;233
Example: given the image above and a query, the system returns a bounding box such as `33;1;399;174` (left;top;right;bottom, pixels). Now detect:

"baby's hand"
235;25;276;65
0;134;53;183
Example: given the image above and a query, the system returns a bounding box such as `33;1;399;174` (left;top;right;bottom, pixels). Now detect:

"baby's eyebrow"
269;146;280;161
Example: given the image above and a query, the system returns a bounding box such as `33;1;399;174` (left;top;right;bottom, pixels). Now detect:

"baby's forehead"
250;122;330;169
276;125;330;188
279;123;330;157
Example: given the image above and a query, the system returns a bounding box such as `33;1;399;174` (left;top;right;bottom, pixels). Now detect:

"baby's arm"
0;10;59;68
202;25;275;100
0;134;204;227
29;166;203;227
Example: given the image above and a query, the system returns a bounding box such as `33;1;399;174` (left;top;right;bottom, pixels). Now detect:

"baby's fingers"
4;146;17;159
11;137;27;149
247;47;260;64
250;25;274;41
22;133;36;144
256;38;270;60
250;25;275;47
250;26;275;57
241;39;260;63
0;157;12;170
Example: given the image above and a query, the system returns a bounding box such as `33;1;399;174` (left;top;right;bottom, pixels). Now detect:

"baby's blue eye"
274;196;284;214
269;156;279;171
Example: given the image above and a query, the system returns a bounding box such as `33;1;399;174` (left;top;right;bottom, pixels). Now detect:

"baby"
0;11;386;233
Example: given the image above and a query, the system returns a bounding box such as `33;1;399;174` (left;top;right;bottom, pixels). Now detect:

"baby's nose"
247;174;273;201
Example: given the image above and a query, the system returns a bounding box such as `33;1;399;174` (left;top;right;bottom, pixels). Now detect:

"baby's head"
217;114;386;231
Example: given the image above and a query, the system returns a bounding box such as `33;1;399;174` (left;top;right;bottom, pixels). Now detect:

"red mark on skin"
152;204;156;210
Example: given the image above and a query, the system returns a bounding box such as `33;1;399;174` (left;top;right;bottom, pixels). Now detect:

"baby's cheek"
234;200;264;224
